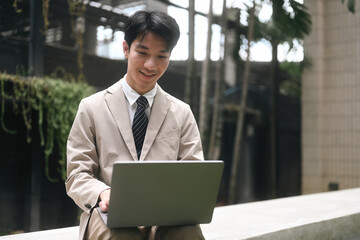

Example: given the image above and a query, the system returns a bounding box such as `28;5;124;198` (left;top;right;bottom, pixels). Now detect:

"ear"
123;40;129;58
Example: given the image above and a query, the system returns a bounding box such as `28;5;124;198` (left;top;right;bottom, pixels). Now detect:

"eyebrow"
135;43;169;53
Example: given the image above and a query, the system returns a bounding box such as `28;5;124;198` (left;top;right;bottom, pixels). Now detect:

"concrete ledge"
2;188;360;239
0;226;78;240
201;188;360;239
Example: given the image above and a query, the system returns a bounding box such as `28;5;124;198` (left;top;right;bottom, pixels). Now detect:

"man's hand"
99;189;111;212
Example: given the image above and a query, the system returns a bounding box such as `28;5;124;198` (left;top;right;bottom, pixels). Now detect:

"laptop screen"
104;160;224;228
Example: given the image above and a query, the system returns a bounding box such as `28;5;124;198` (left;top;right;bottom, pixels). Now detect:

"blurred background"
0;0;359;235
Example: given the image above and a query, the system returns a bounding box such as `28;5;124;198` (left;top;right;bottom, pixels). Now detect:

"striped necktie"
132;96;148;159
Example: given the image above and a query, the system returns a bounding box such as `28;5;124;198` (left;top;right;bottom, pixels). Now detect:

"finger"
99;201;108;212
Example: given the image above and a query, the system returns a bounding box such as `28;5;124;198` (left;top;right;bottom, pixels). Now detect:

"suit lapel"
105;81;138;160
140;86;170;160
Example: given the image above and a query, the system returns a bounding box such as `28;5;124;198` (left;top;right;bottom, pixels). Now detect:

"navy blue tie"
132;96;148;159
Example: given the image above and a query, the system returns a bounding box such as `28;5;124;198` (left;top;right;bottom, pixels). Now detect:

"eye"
137;51;146;55
158;53;170;59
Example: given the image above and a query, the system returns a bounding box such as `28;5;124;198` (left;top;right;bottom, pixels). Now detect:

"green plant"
42;0;50;33
342;0;356;13
0;73;95;182
279;58;312;98
12;0;22;13
68;0;87;82
279;62;302;98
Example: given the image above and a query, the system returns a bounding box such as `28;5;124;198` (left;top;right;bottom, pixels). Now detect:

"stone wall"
302;0;360;193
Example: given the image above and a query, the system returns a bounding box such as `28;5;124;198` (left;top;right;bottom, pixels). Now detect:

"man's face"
123;32;171;95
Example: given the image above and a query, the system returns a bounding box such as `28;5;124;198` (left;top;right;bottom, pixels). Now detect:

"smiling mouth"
139;70;156;77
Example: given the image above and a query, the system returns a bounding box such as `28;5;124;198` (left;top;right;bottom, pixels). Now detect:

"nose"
144;57;157;71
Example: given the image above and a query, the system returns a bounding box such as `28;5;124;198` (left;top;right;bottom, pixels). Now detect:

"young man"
65;10;205;240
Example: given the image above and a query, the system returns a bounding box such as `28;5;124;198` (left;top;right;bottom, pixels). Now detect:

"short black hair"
124;10;180;51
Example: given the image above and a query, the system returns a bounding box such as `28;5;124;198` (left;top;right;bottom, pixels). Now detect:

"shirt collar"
121;75;157;107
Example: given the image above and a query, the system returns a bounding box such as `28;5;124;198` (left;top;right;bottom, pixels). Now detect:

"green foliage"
270;0;312;43
279;62;301;98
342;0;356;13
0;73;95;182
279;59;311;98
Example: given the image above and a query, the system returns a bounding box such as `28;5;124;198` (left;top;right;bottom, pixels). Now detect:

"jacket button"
85;204;92;209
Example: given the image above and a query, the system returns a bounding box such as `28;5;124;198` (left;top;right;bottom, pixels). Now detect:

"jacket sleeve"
65;99;110;213
178;104;204;161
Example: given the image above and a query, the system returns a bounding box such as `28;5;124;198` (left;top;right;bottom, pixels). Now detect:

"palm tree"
266;0;311;197
228;2;257;205
208;0;227;160
199;0;213;152
227;0;312;203
185;0;195;105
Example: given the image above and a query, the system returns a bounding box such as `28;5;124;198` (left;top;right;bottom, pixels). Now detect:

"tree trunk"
199;0;213;154
269;40;279;198
228;3;256;205
185;0;195;106
208;0;227;160
29;0;44;77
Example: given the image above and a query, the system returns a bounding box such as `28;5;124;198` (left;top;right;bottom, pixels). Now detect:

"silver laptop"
98;160;224;228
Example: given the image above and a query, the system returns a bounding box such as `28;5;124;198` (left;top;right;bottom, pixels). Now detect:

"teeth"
142;72;154;77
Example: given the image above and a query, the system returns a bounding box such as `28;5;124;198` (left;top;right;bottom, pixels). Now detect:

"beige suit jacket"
65;79;204;239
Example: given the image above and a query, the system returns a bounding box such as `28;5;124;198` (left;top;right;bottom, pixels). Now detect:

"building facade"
302;0;360;193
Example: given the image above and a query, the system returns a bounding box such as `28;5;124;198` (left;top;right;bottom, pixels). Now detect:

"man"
65;10;205;240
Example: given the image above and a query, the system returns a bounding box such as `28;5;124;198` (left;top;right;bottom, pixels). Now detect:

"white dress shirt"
120;76;157;126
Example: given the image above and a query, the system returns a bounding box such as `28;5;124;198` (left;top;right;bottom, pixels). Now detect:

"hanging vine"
68;0;87;82
12;0;23;13
4;1;91;182
0;73;95;182
1;77;17;135
42;0;50;33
